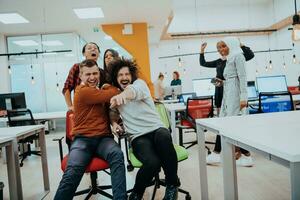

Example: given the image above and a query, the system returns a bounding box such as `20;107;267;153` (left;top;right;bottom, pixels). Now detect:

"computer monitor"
164;85;182;96
256;75;288;93
192;78;215;97
247;85;258;100
178;92;196;104
0;93;27;110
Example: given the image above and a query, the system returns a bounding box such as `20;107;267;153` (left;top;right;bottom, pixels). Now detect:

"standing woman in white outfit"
220;36;253;166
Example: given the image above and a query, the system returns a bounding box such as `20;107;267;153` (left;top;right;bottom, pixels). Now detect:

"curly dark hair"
109;57;139;89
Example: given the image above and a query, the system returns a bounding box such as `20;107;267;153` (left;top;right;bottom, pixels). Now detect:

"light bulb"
183;68;186;74
293;54;297;64
8;66;12;75
31;76;35;85
283;63;286;69
178;57;182;67
265;66;268;72
56;83;59;91
255;69;259;76
269;60;272;69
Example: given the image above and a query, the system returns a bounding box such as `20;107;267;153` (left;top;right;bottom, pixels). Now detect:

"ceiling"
0;0;172;48
0;0;295;46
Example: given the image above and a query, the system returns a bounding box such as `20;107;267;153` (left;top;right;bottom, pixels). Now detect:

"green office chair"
125;102;191;200
128;144;191;200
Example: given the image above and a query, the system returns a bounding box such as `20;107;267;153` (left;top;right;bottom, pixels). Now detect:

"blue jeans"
54;136;127;200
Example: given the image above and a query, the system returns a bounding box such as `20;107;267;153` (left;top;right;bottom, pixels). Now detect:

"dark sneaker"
128;191;143;200
163;185;178;200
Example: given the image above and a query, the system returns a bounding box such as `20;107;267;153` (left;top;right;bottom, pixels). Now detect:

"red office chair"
177;96;214;151
53;111;113;199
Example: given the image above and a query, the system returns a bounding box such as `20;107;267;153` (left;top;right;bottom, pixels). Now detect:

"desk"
0;136;22;200
196;111;300;200
0;111;66;129
164;103;186;144
0;125;50;199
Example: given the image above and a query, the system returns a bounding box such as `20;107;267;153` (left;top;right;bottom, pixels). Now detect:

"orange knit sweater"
71;84;119;137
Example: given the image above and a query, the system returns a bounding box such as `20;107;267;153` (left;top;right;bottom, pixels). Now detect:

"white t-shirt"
117;79;164;140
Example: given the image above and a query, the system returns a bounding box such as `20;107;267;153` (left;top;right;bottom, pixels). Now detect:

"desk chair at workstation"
53;111;113;199
176;96;214;151
7;109;41;167
258;91;294;113
119;102;191;200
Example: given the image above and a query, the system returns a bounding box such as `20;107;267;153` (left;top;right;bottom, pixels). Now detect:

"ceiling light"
0;13;29;24
73;7;104;19
13;40;39;46
104;35;112;40
42;40;63;46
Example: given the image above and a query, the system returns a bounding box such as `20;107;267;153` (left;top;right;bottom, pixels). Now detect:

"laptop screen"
247;85;258;100
192;78;215;97
256;75;288;93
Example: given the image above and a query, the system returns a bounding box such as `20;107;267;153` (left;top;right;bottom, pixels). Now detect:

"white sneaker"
236;155;254;167
206;152;221;165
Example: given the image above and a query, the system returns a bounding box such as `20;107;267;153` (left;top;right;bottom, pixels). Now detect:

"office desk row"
0;125;49;200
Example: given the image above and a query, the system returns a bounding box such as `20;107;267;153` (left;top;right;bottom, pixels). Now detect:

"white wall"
0;34;10;93
150;0;300;93
150;30;300;93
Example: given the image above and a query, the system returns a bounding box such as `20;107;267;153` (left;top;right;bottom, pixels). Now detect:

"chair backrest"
7;109;35;127
155;102;171;131
186;96;214;120
65;110;74;149
258;91;294;113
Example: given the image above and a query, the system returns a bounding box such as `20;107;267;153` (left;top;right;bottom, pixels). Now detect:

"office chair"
258;91;294;113
53;111;113;199
7;109;41;167
120;102;172;172
119;102;191;200
177;96;214;151
128;144;191;200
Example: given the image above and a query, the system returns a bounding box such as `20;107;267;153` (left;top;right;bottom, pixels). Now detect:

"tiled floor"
0;124;290;200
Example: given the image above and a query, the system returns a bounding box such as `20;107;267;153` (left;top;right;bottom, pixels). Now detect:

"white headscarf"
223;36;242;61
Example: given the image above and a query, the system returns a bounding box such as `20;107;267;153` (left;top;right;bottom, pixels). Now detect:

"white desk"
196;111;300;200
160;99;179;104
0;136;22;200
164;103;186;144
0;111;66;129
0;125;50;199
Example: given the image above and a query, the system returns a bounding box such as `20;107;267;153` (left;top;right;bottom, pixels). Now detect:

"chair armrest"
53;137;64;161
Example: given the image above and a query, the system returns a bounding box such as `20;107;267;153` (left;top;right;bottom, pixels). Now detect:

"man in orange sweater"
54;59;127;200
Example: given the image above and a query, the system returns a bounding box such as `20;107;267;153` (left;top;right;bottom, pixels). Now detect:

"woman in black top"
199;41;254;165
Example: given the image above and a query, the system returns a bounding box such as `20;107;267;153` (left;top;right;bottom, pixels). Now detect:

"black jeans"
54;136;127;200
131;127;178;195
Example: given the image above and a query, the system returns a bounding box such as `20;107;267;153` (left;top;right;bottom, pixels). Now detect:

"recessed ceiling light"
13;40;39;46
0;13;29;24
42;40;64;46
104;35;112;40
73;7;104;19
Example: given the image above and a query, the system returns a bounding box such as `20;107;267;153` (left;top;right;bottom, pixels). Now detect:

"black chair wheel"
185;194;191;200
127;164;134;172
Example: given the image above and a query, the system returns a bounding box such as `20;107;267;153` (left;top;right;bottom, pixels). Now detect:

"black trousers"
214;135;249;155
131;127;178;195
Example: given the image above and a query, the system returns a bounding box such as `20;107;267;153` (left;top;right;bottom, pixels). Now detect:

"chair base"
150;175;191;200
19;143;41;167
74;172;113;200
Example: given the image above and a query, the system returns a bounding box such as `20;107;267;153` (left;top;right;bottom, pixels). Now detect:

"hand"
200;42;207;53
110;94;127;108
214;78;223;87
101;83;111;90
68;106;74;112
240;100;247;110
112;122;124;136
